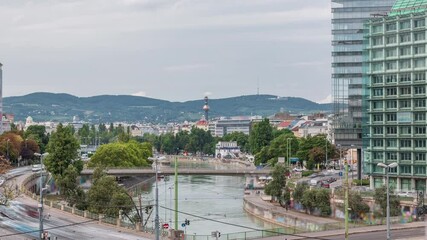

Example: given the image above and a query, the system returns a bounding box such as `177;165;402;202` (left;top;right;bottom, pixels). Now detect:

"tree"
0;132;24;164
0;156;11;174
264;164;288;203
24;125;49;153
249;118;273;155
187;128;215;155
45;124;80;176
301;188;331;216
20;139;40;160
0;180;19;206
293;182;309;204
87;168;134;217
374;185;400;217
56;165;86;208
88;141;152;167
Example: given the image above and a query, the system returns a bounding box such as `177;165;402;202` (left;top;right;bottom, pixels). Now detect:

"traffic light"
185;219;190;226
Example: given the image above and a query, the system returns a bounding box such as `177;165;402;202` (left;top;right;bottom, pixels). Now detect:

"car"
293;168;303;172
326;177;337;183
32;164;42;172
320;181;330;188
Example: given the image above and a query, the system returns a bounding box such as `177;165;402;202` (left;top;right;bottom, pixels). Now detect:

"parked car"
326;177;337;183
320;181;330;188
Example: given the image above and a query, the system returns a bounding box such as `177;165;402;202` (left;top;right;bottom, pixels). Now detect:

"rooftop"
389;0;427;16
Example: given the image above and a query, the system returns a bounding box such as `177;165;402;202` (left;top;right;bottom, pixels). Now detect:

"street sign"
339;171;343;177
181;223;186;228
278;157;285;163
163;223;169;229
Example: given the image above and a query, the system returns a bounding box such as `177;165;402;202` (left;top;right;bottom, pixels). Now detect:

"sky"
0;0;331;103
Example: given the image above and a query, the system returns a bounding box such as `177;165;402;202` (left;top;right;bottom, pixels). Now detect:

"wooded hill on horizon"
4;92;332;123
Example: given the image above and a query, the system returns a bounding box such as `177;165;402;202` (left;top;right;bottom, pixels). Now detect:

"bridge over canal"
80;167;271;177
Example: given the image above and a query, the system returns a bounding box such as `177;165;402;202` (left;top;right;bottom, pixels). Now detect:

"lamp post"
377;162;398;240
325;137;328;169
344;157;349;240
287;138;292;168
34;152;49;240
148;156;165;240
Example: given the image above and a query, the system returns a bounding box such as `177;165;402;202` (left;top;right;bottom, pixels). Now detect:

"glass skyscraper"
332;0;395;179
332;0;396;148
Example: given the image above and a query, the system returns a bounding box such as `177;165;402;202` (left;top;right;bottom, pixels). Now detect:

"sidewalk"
244;195;340;225
262;221;426;239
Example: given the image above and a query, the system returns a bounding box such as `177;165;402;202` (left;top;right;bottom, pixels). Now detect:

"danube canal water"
136;161;281;236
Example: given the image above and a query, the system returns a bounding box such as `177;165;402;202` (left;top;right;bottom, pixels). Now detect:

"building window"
386;35;397;44
400;126;412;134
386;126;397;134
400;139;412;148
415;153;426;161
386;100;397;109
414;86;426;95
387;139;397;147
414;72;426;81
415;126;426;134
414;18;426;28
414;45;425;55
372;101;383;109
373;139;383;147
400;87;411;95
373;152;384;160
400;20;411;29
401;178;411;190
372;36;383;46
372;75;383;84
400;33;411;43
373;49;383;59
386;113;397;122
386;87;397;96
414;58;425;68
415;139;426;148
414;99;426;108
400;46;411;56
388;167;397;174
399;73;411;82
386;74;397;83
373;114;383;122
373;126;383;134
386;23;397;31
414;112;426;121
400;165;412;174
386;152;397;160
415;166;426;175
401;152;412;161
399;60;411;69
386;61;397;70
386;48;397;57
414;31;426;41
372;63;383;72
400;100;411;108
372;24;383;33
373;88;384;96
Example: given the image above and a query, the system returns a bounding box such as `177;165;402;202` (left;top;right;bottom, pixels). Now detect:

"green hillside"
4;93;332;123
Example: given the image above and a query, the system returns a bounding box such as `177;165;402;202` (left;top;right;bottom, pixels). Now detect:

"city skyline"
0;0;331;103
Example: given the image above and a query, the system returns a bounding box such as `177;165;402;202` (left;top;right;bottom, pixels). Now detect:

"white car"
31;164;44;172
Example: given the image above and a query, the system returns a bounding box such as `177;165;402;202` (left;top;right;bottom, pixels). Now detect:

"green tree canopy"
264;164;288;202
88;141;152;167
45;123;80;176
249;118;273;155
374;185;400;217
24;125;49;153
87;168;134;217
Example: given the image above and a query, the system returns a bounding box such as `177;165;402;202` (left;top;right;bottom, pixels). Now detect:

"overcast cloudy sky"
0;0;331;102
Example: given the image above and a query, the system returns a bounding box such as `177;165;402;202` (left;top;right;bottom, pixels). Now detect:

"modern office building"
364;0;427;192
0;63;3;134
331;0;395;179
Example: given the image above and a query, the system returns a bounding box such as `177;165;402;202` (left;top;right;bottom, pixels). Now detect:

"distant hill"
4;93;332;123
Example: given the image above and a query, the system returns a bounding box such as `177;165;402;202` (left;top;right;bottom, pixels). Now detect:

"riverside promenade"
244;193;426;240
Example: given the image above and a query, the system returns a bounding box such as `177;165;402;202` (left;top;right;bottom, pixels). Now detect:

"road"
324;228;425;240
0;167;153;240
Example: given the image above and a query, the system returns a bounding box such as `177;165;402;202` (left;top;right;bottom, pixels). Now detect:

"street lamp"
34;152;49;240
6;139;10;161
377;162;398;240
287;138;293;168
148;156;165;240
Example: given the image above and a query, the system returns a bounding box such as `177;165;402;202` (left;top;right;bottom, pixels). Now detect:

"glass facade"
332;0;395;147
0;63;2;134
364;10;427;192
